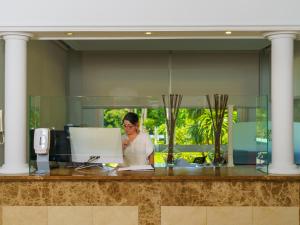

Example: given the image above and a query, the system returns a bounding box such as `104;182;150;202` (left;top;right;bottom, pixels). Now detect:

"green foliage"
187;108;214;144
143;108;165;134
104;109;129;128
154;152;213;164
175;108;238;145
103;107;238;146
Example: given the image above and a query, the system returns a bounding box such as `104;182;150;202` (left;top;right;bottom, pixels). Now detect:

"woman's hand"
148;153;154;165
122;139;130;150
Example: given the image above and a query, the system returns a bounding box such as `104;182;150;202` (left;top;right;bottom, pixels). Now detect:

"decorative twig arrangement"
162;94;183;164
206;94;229;164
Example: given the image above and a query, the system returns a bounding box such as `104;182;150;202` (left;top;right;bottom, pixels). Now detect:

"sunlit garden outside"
103;108;238;165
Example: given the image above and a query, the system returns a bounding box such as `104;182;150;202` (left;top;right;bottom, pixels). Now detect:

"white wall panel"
0;0;300;28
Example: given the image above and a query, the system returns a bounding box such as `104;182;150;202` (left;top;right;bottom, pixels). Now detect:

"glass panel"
29;95;267;174
294;96;300;165
256;95;269;173
231;95;258;166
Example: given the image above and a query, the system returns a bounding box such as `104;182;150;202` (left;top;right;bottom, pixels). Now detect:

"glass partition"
294;96;300;165
29;95;268;174
255;95;269;173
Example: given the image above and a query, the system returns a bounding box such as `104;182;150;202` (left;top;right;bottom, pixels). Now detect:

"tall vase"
166;126;176;166
162;94;183;167
214;131;222;164
206;94;228;166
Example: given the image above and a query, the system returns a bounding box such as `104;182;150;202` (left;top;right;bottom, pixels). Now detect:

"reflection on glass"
29;95;268;174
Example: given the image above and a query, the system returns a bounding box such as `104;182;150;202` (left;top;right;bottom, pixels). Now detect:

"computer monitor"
69;127;123;164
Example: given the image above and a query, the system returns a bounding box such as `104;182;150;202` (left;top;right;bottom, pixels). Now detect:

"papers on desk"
117;165;154;171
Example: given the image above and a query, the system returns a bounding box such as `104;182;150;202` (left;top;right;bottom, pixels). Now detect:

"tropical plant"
186;108;238;145
187;109;214;144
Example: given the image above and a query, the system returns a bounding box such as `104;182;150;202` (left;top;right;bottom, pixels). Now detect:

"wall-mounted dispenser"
34;128;50;154
0;109;4;145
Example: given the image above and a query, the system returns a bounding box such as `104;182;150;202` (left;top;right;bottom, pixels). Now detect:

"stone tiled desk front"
0;167;299;225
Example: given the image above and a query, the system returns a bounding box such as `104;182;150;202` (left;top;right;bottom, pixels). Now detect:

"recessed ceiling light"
225;31;232;35
145;32;152;35
66;32;73;36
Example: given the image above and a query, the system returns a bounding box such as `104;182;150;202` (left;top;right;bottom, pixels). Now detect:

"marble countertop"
0;166;300;181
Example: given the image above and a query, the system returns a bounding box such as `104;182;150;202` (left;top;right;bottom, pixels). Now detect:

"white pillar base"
268;164;300;175
0;163;29;174
227;161;235;167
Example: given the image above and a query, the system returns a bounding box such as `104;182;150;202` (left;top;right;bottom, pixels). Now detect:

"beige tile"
2;206;47;225
253;207;299;225
48;206;93;225
207;206;252;225
93;206;138;225
161;206;206;225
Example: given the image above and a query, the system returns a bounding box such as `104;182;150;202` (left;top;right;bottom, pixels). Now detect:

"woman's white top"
122;132;154;166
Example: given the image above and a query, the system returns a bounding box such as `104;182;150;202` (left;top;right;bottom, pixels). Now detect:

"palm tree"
187;108;237;145
187;108;215;145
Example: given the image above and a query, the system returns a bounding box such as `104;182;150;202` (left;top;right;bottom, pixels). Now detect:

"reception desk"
0;166;299;225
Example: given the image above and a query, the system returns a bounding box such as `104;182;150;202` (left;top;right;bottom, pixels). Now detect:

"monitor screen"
69;127;123;164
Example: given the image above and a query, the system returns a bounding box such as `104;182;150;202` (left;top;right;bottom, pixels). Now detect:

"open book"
117;165;154;171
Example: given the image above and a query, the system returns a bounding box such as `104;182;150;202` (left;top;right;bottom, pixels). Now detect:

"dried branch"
206;94;229;164
162;94;183;164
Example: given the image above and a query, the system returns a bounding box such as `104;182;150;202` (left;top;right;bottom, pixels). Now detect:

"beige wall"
28;41;68;96
294;41;300;122
28;41;69;130
0;40;4;165
73;52;169;96
69;51;260;97
172;52;259;96
295;41;300;97
0;40;3;107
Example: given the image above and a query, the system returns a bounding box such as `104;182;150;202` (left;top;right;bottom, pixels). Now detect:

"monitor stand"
74;155;103;171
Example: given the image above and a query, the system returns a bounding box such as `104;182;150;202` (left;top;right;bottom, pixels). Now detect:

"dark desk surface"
0;166;300;181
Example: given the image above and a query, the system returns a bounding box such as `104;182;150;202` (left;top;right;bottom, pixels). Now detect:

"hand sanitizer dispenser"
34;128;50;174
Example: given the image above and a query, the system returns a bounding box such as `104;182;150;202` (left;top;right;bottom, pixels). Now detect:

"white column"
0;32;32;174
227;105;234;167
264;31;299;174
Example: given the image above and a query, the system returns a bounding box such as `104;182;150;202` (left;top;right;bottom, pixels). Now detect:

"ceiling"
34;31;265;39
61;39;270;51
31;31;274;51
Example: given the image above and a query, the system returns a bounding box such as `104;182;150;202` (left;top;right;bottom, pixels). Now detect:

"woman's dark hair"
122;112;139;125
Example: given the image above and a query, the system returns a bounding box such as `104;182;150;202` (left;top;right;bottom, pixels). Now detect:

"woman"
122;112;154;166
